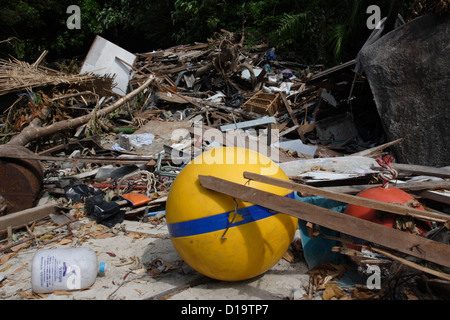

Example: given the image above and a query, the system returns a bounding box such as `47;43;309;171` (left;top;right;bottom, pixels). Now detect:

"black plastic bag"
64;184;103;204
65;184;124;228
225;94;245;108
85;196;125;228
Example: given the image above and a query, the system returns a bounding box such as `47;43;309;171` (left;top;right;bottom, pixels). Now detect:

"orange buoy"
343;155;430;252
344;185;425;229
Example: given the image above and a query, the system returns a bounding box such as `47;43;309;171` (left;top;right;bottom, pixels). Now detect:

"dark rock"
358;14;450;167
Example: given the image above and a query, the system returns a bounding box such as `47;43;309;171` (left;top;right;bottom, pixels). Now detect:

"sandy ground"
0;119;377;304
0;215;314;301
0;119;320;302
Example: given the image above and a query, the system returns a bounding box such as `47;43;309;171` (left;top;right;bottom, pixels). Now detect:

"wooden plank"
244;172;450;223
350;138;404;158
279;124;300;137
280;92;306;143
156;64;187;76
392;163;450;179
306;60;355;85
413;190;450;205
0;153;154;165
277;119;290;132
0;204;56;232
371;247;450;281
319;180;450;194
198;175;450;268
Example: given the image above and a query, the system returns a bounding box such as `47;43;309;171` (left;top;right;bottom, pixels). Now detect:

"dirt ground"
0;119;329;302
0;215;315;301
1;120;443;304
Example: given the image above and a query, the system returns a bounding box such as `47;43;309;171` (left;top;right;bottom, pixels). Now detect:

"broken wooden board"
0;204;56;232
318;180;450;205
243;172;450;223
413;190;450;206
198;175;450;269
318;180;450;194
280;92;306;143
350;138;404;158
391;163;450;179
306;60;356;86
0;153;155;165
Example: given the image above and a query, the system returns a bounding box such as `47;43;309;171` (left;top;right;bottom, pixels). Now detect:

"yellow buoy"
166;146;298;281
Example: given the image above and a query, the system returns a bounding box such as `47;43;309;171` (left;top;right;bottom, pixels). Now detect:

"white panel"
80;35;136;96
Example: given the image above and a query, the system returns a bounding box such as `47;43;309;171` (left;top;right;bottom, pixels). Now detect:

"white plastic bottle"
31;247;106;293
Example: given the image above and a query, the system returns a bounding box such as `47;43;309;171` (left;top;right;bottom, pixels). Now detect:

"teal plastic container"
295;195;348;269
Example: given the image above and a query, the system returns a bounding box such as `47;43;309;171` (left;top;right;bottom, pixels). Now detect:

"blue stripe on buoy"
168;192;295;238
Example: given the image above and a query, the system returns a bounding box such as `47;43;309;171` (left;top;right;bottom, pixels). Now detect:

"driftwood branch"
8;75;155;146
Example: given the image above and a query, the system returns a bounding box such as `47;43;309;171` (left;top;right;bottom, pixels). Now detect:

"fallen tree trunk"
8;75;155;147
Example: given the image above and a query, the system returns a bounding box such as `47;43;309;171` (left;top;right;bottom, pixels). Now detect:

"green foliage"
0;0;103;60
93;0;175;52
273;0;400;65
0;37;26;59
171;0;231;43
0;0;420;67
114;127;136;134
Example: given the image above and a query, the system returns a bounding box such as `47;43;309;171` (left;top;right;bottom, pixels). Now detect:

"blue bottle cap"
99;262;106;273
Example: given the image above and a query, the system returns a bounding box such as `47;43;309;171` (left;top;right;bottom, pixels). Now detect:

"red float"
343;155;431;251
344;185;425;229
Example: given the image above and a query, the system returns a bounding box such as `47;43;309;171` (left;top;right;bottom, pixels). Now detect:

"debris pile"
0;27;449;301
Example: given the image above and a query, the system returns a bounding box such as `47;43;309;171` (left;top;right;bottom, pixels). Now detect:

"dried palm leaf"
0;57;116;96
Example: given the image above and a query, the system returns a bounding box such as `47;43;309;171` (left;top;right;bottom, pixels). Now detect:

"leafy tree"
171;0;240;44
274;0;398;65
97;0;176;51
0;0;425;68
0;0;104;60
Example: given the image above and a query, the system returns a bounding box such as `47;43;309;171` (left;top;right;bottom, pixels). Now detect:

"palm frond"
277;12;313;37
348;0;364;28
329;24;347;59
0;57;115;96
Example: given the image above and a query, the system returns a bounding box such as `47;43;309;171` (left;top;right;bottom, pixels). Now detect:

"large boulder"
358;14;450;167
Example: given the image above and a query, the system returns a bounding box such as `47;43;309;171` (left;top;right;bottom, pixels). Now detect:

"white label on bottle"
39;256;62;288
38;255;81;290
66;265;81;290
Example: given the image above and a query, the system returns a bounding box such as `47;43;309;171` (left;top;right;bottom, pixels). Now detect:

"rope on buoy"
221;197;239;240
376;155;398;188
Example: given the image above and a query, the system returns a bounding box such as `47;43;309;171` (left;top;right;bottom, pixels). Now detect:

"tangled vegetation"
0;0;447;67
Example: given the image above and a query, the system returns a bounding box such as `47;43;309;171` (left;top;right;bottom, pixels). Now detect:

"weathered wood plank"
280;92;306;143
0;204;56;232
198;175;450;268
350;138;403;158
243;172;450;223
319;180;450;194
392;163;450;179
413;190;450;205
